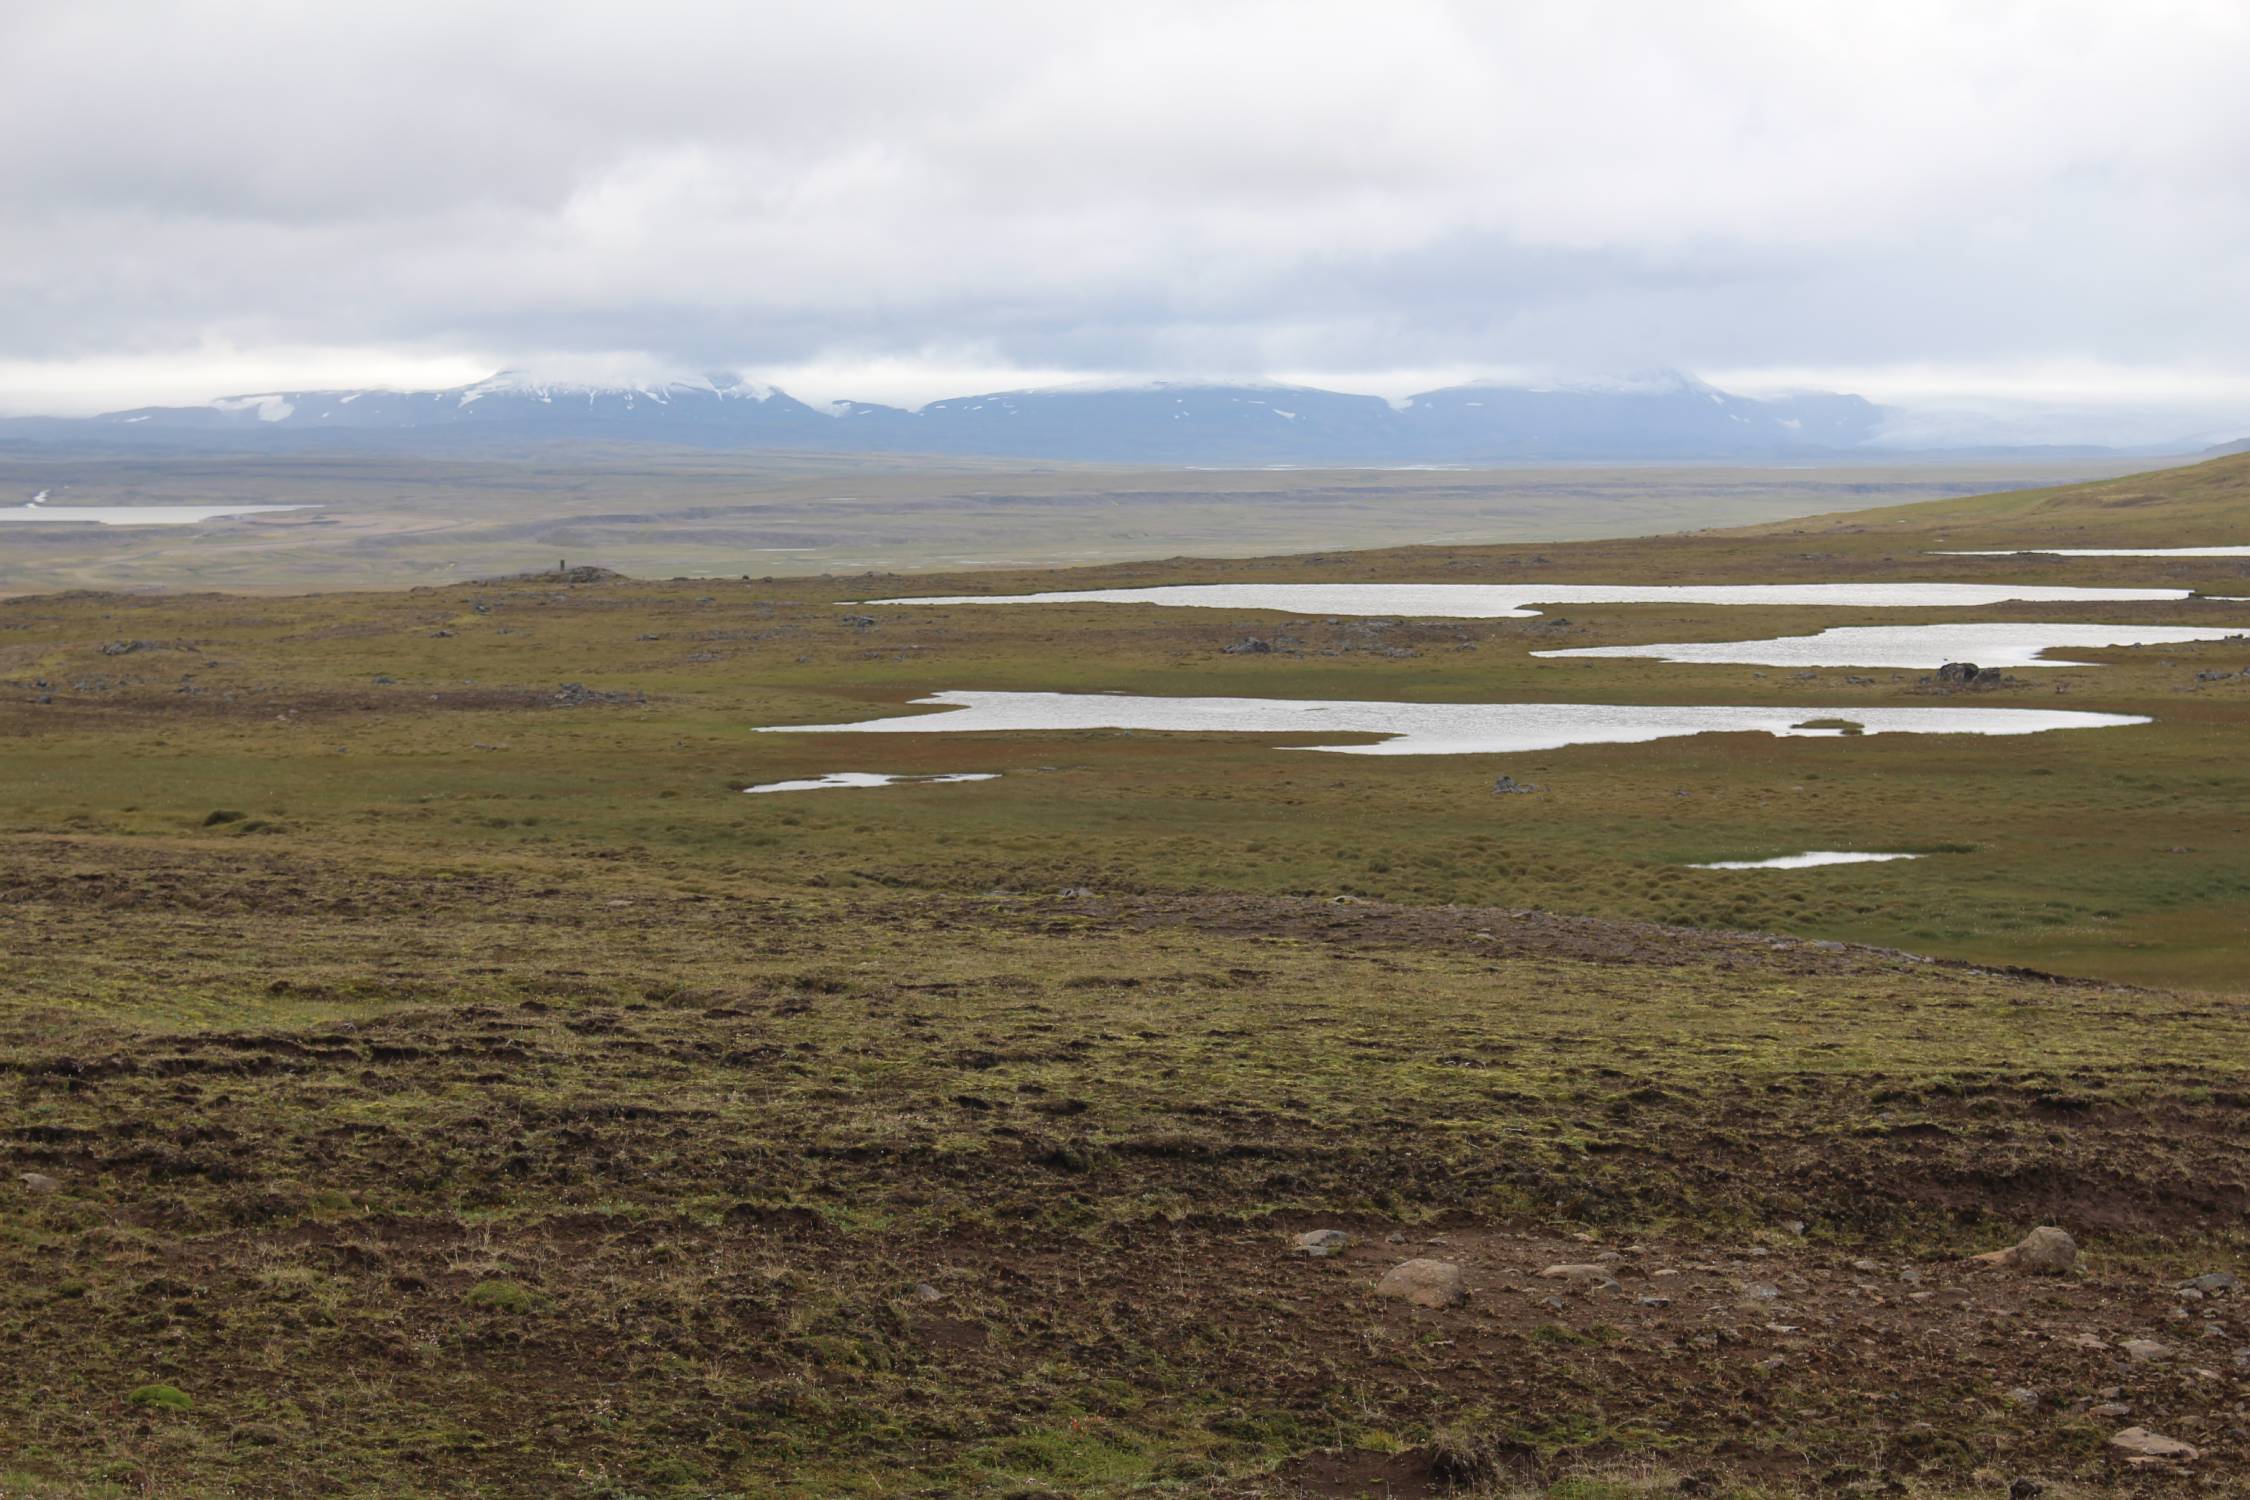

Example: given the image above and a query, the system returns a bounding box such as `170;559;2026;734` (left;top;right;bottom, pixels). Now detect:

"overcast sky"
5;0;2249;426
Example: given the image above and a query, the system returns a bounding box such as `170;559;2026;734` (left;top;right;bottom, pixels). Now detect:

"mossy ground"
1;456;2245;1495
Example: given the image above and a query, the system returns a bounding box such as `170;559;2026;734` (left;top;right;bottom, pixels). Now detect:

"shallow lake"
862;582;2193;618
743;771;998;794
1690;851;1922;870
1539;622;2243;669
760;690;2146;756
0;504;314;526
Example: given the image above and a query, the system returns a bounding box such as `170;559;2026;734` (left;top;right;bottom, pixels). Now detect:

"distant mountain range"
0;368;2227;463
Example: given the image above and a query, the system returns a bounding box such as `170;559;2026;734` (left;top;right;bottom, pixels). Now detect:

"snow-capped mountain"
96;371;841;444
8;366;2197;461
826;381;1407;463
1398;371;1884;459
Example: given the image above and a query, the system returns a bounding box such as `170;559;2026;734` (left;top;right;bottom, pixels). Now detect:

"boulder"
2121;1338;2169;1362
17;1171;59;1194
1538;1263;1615;1280
1375;1258;1466;1308
1292;1229;1349;1258
2109;1427;2199;1461
1970;1226;2077;1274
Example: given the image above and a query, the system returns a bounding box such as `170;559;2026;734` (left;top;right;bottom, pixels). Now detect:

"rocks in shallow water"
1292;1229;1349;1258
2109;1427;2199;1461
1971;1225;2077;1274
1375;1258;1466;1308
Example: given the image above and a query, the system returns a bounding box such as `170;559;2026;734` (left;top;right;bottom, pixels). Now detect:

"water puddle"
859;582;2190;618
1936;546;2250;558
1689;851;1923;870
1539;622;2243;669
0;504;314;526
743;771;998;794
758;691;2146;757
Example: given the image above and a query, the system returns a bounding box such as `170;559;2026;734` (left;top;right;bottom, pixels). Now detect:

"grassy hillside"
1736;449;2250;547
1;457;2245;1495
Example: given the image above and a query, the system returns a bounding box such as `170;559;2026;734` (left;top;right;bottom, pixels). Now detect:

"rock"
2108;1427;2199;1461
2121;1338;2169;1362
2182;1271;2237;1295
552;682;644;707
1292;1229;1349;1258
909;1282;944;1303
1741;1282;1782;1302
17;1171;58;1194
1539;1263;1614;1280
2065;1333;2109;1350
1490;775;1541;795
2088;1401;2131;1419
1930;660;2010;690
1970;1226;2077;1274
1375;1258;1466;1308
1222;637;1273;655
1851;1258;1883;1273
2004;1386;2041;1407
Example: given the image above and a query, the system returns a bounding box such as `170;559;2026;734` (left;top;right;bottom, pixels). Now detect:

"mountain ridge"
1;368;2223;463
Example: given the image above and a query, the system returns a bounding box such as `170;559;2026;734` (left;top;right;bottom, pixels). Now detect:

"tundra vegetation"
1;453;2245;1496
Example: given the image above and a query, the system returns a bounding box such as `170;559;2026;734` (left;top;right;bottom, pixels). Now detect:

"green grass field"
1;454;2244;1496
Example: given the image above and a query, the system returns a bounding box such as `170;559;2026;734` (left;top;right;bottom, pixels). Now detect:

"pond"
1538;622;2243;669
0;504;314;526
859;582;2192;618
1689;851;1923;870
759;690;2147;757
743;771;999;794
1936;546;2250;558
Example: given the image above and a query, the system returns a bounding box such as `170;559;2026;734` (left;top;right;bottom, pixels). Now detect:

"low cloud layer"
5;1;2248;422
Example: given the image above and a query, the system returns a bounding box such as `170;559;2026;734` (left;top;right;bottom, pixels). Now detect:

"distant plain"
0;446;2153;596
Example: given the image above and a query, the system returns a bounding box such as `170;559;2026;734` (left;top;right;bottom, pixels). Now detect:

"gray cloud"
5;0;2249;417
